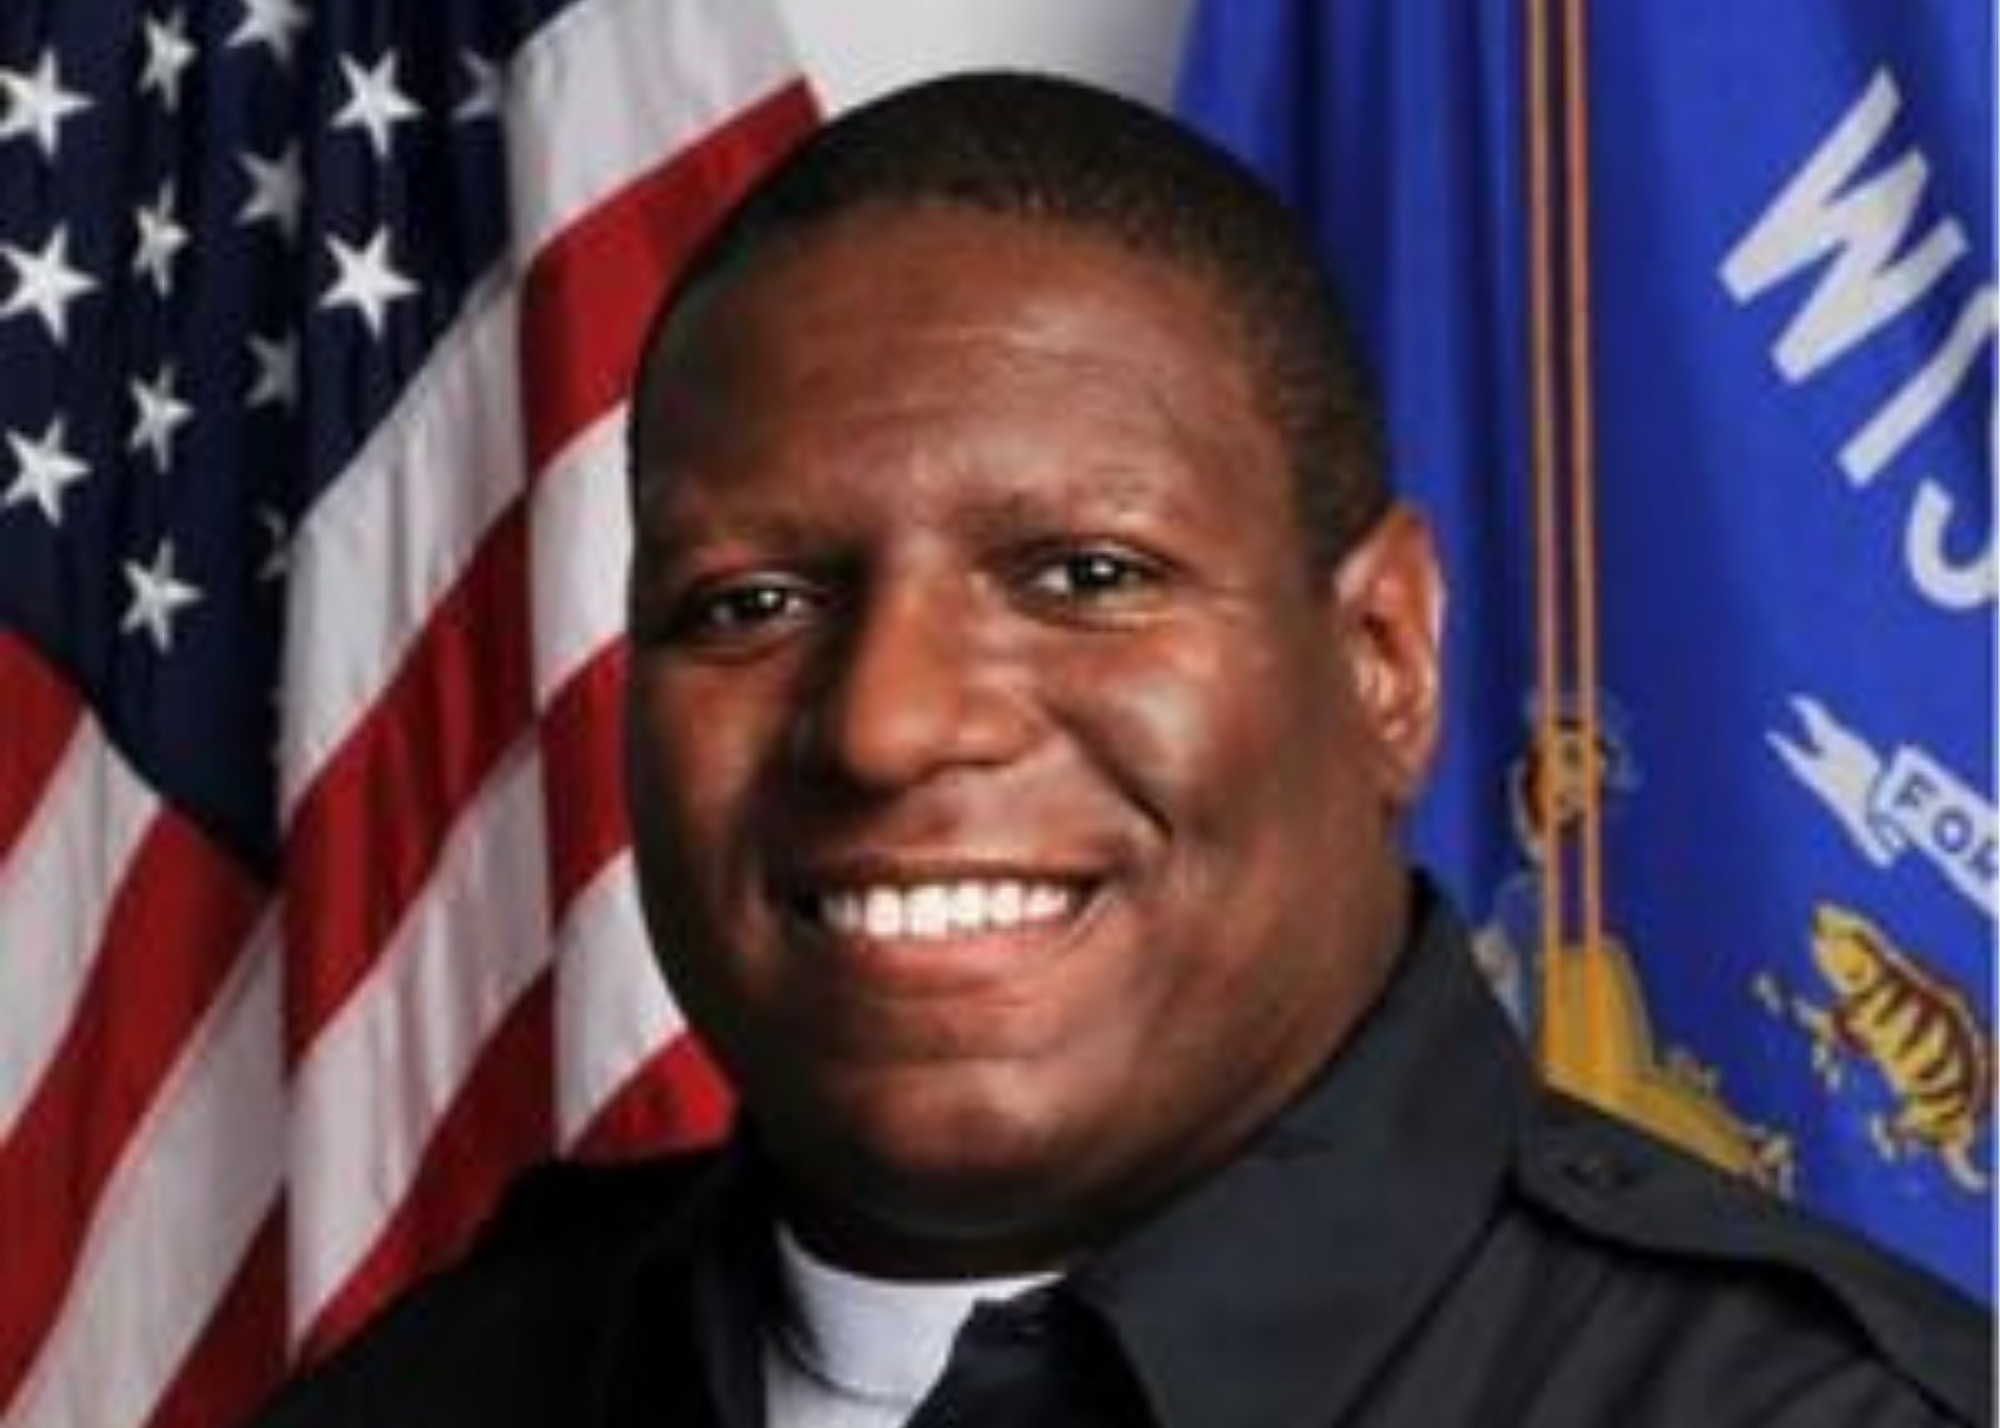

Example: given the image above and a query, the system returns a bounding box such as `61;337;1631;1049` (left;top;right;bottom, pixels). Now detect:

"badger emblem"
1797;903;1991;1191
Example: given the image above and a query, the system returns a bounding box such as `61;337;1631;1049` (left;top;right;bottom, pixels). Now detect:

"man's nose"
799;580;1035;792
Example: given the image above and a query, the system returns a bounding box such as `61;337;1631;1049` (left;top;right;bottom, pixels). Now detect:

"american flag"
0;1;812;1423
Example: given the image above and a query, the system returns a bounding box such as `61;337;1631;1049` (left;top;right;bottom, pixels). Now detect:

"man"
249;72;1990;1426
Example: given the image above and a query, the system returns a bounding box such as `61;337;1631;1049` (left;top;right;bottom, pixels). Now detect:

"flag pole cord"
1523;0;1567;1066
1526;0;1608;1070
1561;0;1607;969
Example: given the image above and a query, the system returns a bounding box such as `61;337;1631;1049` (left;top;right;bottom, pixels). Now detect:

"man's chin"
763;1091;1106;1277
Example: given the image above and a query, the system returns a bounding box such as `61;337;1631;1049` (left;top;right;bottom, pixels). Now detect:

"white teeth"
1025;884;1067;919
908;885;950;937
815;880;1078;940
863;887;904;938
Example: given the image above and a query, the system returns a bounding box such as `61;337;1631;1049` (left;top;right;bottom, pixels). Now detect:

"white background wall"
772;0;1198;112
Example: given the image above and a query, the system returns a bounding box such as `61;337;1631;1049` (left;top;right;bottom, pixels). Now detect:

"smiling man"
248;73;1988;1428
621;131;1435;1290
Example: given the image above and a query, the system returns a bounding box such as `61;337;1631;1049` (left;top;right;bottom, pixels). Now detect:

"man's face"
625;206;1441;1275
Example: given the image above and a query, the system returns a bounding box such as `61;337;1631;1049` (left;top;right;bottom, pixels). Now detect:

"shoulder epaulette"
1514;1093;1990;1425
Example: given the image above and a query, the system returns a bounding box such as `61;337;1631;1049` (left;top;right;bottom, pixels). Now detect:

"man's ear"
1329;503;1445;807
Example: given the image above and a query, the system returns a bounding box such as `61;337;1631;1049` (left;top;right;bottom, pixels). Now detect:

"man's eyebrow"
977;461;1210;528
631;444;1215;554
629;502;832;568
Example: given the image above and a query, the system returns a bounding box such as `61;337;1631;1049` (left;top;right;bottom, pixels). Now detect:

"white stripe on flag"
287;740;552;1335
9;921;282;1428
531;409;630;704
0;718;159;1138
279;275;524;811
506;0;800;256
554;853;682;1148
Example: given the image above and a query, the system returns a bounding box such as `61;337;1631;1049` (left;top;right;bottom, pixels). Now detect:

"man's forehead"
673;201;1234;348
648;206;1260;439
625;201;1307;570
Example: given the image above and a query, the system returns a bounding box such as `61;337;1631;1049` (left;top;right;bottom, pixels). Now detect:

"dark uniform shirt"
247;886;1992;1427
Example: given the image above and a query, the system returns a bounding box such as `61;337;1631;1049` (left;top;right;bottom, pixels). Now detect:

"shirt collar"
770;1222;1055;1405
1066;881;1537;1428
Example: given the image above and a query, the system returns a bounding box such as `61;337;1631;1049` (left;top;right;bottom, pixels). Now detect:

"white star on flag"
333;52;422;159
0;50;92;160
1;226;96;342
3;418;90;525
229;0;309;65
238;143;304;241
134;184;190;295
129;365;195;472
323;228;417;336
257;506;291;581
141;11;200;110
455;54;504;123
247;332;299;409
120;537;203;652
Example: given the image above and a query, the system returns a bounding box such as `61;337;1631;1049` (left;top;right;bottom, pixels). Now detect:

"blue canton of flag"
0;0;543;870
1179;0;1994;1301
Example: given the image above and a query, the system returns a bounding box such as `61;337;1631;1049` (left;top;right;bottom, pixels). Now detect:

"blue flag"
1179;0;1993;1300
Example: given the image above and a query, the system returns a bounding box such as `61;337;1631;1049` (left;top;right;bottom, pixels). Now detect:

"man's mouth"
804;879;1086;942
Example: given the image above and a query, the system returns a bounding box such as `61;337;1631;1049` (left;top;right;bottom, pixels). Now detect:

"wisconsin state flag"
1179;0;1994;1300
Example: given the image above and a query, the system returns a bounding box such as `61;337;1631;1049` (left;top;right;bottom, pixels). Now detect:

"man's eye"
669;577;816;644
1023;547;1162;604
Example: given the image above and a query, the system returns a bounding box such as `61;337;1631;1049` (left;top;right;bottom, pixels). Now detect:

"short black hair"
629;70;1389;568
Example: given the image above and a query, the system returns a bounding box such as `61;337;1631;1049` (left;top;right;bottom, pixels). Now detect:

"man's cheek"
1081;683;1270;835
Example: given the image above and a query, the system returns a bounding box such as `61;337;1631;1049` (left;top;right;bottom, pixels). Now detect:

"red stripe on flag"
0;630;84;865
571;1032;732;1163
285;507;533;1058
0;815;262;1415
139;1209;287;1428
519;80;818;473
539;642;630;917
298;976;555;1362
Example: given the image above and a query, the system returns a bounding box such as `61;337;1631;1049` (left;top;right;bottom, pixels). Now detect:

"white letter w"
1721;70;1966;381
